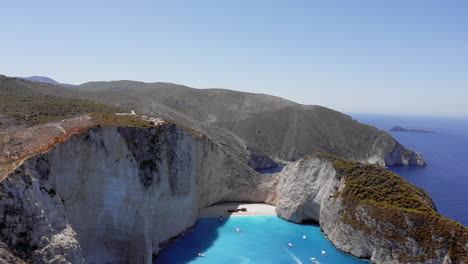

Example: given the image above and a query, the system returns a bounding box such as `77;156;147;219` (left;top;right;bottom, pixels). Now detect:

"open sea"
157;114;467;264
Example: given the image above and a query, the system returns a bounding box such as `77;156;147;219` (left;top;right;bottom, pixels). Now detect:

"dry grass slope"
0;95;123;125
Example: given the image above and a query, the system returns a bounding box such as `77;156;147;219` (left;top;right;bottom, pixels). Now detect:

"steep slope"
0;124;274;263
76;80;426;166
276;153;467;264
0;76;276;172
0;125;464;264
1;75;426;167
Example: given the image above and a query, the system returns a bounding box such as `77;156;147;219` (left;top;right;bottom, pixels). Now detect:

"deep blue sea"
351;114;468;226
157;216;369;264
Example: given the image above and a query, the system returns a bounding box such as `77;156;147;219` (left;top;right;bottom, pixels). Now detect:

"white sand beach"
199;203;276;218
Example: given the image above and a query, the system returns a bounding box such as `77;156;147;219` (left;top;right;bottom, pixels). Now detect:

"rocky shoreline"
198;203;276;217
0;124;465;264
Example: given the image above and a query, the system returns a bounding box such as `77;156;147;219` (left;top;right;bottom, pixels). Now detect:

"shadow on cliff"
153;217;228;264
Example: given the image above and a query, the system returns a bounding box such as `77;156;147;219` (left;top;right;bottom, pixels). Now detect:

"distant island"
390;126;435;133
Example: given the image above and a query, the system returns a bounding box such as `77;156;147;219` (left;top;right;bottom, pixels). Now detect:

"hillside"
19;76;76;88
0;75;263;182
1;75;464;264
0;75;154;134
276;153;467;263
0;75;426;167
76;80;425;166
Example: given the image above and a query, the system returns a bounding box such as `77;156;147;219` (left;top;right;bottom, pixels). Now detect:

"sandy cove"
199;203;276;218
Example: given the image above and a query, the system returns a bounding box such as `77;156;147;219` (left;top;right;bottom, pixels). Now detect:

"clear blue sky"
1;0;467;116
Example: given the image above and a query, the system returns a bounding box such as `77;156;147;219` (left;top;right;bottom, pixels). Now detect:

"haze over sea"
352;114;468;226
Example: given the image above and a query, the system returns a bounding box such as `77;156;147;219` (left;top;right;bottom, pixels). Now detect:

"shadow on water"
300;219;320;226
154;218;227;264
154;203;249;264
256;164;285;174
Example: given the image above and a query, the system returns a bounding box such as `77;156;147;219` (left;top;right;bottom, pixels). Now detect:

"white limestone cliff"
275;155;465;264
0;124;463;264
384;141;427;167
0;124;273;263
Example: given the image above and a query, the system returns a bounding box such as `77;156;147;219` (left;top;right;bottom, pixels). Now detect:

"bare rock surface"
0;124;271;263
275;155;466;264
0;154;84;264
0;124;463;264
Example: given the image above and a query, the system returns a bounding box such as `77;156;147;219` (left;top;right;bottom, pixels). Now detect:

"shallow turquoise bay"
156;216;369;264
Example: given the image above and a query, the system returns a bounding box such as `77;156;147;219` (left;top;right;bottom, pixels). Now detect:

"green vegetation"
335;158;434;213
0;95;123;125
309;153;467;263
76;78;398;163
0;95;158;128
89;112;155;128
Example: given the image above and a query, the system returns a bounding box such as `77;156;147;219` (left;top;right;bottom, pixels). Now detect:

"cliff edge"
0;124;273;263
276;154;466;264
0;124;464;264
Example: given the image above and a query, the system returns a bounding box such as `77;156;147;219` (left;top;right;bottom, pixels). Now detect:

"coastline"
199;203;276;218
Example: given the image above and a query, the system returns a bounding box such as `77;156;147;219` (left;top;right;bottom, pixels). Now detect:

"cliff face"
0;124;462;264
384;141;427;167
44;126;201;264
275;154;466;264
0;124;274;263
0;154;84;263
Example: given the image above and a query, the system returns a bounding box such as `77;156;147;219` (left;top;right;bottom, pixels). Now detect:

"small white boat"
235;228;241;233
310;257;318;262
288;242;293;247
321;250;326;255
198;253;205;257
303;235;307;239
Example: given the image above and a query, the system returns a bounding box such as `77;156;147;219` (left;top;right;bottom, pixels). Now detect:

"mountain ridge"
74;78;426;166
1;74;464;264
19;76;77;88
0;74;426;167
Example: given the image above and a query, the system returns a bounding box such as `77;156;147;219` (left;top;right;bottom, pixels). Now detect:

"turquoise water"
157;114;468;263
156;216;369;264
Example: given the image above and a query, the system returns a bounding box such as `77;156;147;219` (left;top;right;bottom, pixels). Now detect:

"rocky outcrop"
246;147;279;171
353;134;426;167
275;154;466;264
0;155;84;263
0;124;272;263
384;141;427;167
0;241;28;264
0;124;462;264
0;115;95;182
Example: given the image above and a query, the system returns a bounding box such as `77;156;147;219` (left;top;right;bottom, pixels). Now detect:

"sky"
1;0;467;116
